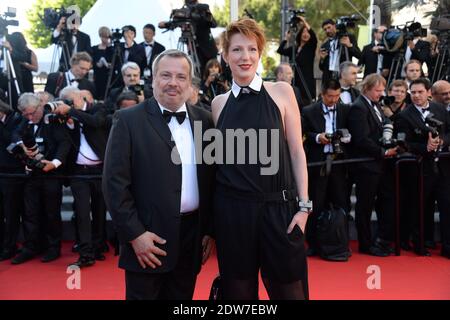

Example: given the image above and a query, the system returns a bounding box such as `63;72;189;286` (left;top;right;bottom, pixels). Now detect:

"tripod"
431;38;450;83
103;40;123;101
177;22;201;78
387;50;406;88
0;34;21;108
288;27;313;103
50;30;71;73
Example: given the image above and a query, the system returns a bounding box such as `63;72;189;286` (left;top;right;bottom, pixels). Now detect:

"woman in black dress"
201;58;230;106
277;15;317;105
5;32;38;93
212;18;310;300
91;27;114;100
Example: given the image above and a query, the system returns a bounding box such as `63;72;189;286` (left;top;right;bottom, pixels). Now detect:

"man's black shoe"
11;251;35;265
424;240;437;250
41;250;61;263
69;256;95;268
413;247;431;256
360;246;389;257
95;252;106;261
72;243;80;253
375;238;394;255
400;241;412;251
0;249;17;261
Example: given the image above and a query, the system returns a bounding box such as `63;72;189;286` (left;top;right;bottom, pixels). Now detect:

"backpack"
316;206;351;261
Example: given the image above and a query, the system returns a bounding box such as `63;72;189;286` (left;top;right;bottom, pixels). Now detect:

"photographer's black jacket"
16;116;71;174
301;101;351;163
51;30;93;60
0;111;24;172
65;103;109;173
319;34;362;81
45;72;97;98
395;102;450;176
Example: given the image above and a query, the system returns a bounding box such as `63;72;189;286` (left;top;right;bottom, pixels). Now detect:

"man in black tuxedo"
396;78;450;258
51;16;92;71
0;101;25;261
106;62;153;112
358;26;387;78
339;62;360;104
140;24;166;84
301;79;351;256
45;52;96;98
103;49;215;299
11;93;71;264
347;74;399;257
275;63;304;110
121;25;147;76
431;80;450;112
319;19;362;82
54;86;109;267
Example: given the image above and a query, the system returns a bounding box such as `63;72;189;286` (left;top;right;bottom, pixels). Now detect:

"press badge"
144;68;151;79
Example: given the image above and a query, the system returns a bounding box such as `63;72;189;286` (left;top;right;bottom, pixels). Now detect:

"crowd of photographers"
0;1;450;269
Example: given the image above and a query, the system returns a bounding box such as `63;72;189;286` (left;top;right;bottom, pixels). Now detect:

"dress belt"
216;184;297;202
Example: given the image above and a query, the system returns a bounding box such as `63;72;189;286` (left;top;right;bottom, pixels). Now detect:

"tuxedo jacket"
319;34;362;81
102;98;215;274
395;102;450;176
51;30;92;62
0;111;24;171
45;72;96;98
339;87;360;105
120;42;147;75
347;95;387;174
301;102;351;163
359;43;384;78
65;103;109;173
139;41;166;71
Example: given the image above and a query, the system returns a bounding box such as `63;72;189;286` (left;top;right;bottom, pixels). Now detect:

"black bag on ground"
316;206;351;261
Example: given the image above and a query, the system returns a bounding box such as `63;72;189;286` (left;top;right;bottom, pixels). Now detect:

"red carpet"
0;241;449;300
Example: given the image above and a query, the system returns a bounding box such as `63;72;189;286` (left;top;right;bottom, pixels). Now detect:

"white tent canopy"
36;0;228;74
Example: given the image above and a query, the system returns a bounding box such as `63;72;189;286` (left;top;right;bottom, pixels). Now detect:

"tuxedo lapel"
145;98;176;150
362;97;382;127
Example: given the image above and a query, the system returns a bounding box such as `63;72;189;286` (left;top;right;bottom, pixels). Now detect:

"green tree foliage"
25;0;96;48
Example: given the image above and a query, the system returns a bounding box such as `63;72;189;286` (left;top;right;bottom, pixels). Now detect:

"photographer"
91;27;114;100
51;13;92;69
431;80;450;111
106;62;152;112
402;22;431;75
382;80;408;121
11;93;71;264
277;14;317;104
45;51;96;98
347;74;398;257
120;25;147;76
338;61;360;104
275;63;303;111
200;59;229;106
396;78;450;258
159;0;218;76
319;19;362;82
188;77;210;111
4;32;38;93
358;26;387;78
0;100;24;261
54;86;109;267
301;79;351;257
139;24;166;84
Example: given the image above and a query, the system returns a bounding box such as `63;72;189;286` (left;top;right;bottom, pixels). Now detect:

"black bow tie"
70;78;80;83
420;107;430;113
144;43;153;47
341;88;351;93
162;110;187;124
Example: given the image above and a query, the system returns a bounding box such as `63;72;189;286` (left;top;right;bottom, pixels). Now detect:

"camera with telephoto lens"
42;7;75;30
425;113;444;139
7;131;46;171
336;15;360;38
0;8;19;36
325;128;351;154
287;8;306;30
379;95;396;107
128;84;144;95
43;99;73;124
382;21;427;53
379;121;407;152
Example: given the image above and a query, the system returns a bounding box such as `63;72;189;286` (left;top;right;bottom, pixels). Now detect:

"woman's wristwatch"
298;199;313;214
